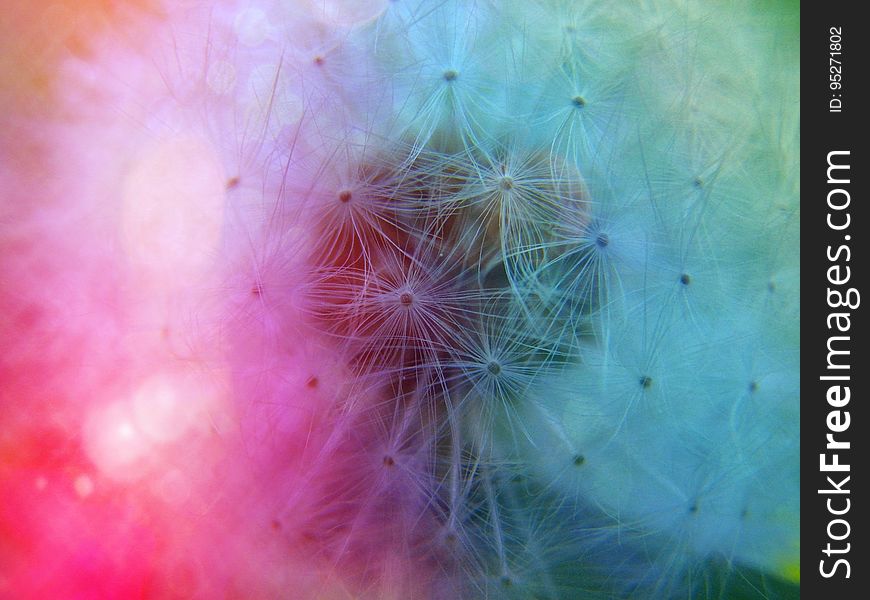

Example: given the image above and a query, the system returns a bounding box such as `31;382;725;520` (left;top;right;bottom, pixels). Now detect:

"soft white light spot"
248;63;284;101
84;371;229;481
74;475;94;498
206;60;237;95
246;64;304;138
35;477;48;491
132;376;194;444
121;135;225;288
234;8;270;47
84;401;150;480
304;0;389;27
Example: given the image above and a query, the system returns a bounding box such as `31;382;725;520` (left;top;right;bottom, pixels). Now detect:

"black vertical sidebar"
804;2;866;597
